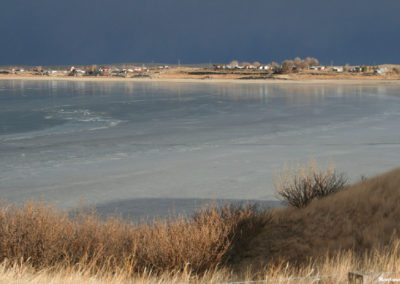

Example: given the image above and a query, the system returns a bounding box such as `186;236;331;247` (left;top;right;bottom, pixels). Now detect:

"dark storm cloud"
0;0;399;65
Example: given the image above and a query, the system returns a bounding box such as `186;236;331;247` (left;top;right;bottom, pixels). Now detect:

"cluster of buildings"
69;66;151;76
214;64;275;71
0;64;171;76
214;63;389;74
0;63;393;77
67;65;169;76
312;66;388;74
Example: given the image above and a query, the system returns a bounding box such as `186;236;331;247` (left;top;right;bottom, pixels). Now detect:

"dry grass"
236;167;400;269
0;201;268;276
2;239;400;283
274;161;347;207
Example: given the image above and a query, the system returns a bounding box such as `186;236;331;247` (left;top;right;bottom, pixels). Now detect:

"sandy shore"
1;74;400;85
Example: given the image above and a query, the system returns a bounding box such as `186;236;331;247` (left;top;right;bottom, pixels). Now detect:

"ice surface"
0;80;399;219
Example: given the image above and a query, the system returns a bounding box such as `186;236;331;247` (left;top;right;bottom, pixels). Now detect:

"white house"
331;66;344;72
309;66;326;71
374;68;387;74
258;65;270;70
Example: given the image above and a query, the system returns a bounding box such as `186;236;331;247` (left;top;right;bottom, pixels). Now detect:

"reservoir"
1;79;399;218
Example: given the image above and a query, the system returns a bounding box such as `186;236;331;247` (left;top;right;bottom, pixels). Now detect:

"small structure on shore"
330;66;344;72
374;67;387;74
309;66;326;71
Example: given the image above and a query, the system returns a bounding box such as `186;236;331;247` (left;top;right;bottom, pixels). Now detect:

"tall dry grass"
2;239;400;283
0;201;268;276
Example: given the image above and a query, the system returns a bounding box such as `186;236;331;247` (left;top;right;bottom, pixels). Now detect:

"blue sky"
1;0;399;65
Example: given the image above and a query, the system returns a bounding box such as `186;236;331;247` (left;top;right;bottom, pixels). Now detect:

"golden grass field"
1;168;400;283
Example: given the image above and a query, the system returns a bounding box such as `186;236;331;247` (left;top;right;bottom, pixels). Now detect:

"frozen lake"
1;80;399;218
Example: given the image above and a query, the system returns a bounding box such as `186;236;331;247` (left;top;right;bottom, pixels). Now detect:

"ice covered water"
1;80;400;219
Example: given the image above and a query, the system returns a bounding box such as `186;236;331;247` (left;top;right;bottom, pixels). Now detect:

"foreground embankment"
0;168;400;283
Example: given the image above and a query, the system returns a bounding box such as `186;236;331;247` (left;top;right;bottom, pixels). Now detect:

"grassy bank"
0;168;400;282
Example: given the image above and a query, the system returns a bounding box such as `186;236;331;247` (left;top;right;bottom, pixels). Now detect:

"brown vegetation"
3;243;400;283
235;167;400;269
0;202;267;275
1;167;400;282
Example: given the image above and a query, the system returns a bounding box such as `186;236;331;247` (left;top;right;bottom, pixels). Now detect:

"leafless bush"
274;161;347;208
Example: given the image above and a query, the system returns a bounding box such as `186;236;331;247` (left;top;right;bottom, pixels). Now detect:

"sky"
1;0;399;66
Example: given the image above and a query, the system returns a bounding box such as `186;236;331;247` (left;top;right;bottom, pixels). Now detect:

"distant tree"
294;57;302;68
300;61;309;70
281;60;295;73
268;62;279;73
84;65;99;75
230;60;239;67
293;57;309;71
269;62;278;68
305;57;319;67
393;67;400;74
241;62;251;67
343;64;350;72
252;61;261;68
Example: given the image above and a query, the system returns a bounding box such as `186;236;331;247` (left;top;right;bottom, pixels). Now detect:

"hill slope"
233;168;400;268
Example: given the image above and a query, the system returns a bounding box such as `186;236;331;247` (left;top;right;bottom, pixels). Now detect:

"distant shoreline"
1;74;400;85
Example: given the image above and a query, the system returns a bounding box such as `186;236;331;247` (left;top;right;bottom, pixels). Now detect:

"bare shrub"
274;161;347;208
